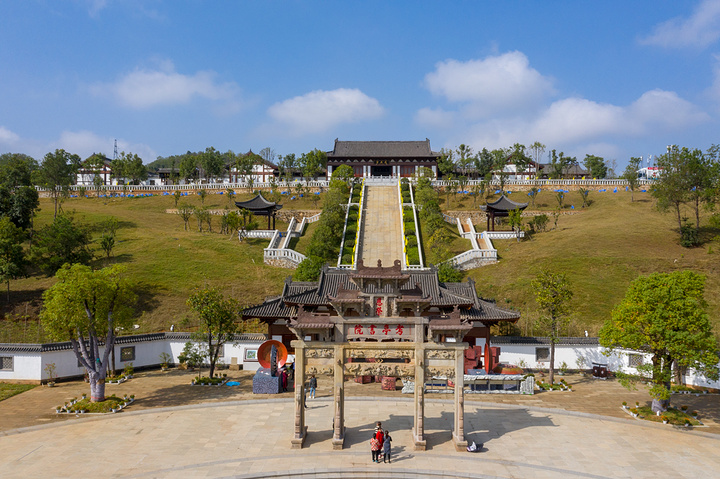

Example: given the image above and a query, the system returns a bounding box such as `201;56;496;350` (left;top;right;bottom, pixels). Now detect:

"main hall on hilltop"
325;139;440;179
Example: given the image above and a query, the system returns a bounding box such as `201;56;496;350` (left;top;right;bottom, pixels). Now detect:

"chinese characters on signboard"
348;323;411;340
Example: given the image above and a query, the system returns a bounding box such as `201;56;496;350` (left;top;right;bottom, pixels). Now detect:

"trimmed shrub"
406;248;420;265
341;254;352;265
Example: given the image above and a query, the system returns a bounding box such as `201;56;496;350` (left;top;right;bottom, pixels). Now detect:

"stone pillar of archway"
291;342;306;449
413;346;426;450
332;344;345;450
452;347;468;451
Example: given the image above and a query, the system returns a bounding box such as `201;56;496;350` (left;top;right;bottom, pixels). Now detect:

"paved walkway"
2;370;720;478
2;397;719;478
360;186;402;267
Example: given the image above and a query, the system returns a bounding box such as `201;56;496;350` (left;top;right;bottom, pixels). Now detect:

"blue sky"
2;1;720;169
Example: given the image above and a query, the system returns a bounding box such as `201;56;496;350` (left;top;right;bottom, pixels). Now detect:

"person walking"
309;374;317;399
382;430;392;463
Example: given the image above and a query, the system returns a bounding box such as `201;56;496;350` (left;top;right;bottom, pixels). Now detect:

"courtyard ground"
1;370;719;478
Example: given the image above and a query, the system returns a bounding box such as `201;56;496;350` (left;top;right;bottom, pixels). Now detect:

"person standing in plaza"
308;374;317;399
382;430;392;463
371;422;384;462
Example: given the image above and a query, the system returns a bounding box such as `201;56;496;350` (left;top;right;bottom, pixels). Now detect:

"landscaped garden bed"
191;375;229;386
621;401;704;426
55;393;135;414
340;204;360;265
536;378;573;391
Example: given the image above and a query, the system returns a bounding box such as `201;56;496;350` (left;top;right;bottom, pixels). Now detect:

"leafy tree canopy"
599;271;719;406
31;214;93;275
187;286;239;378
582;154;607;179
40;263;136;401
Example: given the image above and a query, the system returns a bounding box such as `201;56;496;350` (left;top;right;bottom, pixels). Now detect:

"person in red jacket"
371;422;384;462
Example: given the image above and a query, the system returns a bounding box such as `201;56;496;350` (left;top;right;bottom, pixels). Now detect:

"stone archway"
291;335;467;452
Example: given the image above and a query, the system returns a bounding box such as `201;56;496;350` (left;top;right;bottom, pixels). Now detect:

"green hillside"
1;187;718;343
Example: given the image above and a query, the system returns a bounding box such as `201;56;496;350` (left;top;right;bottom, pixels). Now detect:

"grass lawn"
0;383;36;402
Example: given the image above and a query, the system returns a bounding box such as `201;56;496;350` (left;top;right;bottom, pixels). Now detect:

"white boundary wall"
0;332;267;382
3;334;718;389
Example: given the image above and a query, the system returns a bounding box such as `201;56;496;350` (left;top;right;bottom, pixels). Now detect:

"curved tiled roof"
241;265;520;324
328;140;439;158
235;194;283;212
481;195;529;212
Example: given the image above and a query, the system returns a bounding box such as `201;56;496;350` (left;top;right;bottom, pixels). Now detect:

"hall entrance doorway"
371;165;392;176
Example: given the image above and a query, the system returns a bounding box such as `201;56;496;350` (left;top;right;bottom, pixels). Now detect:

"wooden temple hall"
242;260;520;451
326;139;440;179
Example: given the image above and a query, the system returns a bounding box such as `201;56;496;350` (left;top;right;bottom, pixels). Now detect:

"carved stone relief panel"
424;367;456;379
306;366;334;376
344;363;414;378
347;349;414;360
425;349;454;359
305;348;334;359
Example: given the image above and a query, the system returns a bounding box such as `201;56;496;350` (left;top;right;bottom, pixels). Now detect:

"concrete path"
360;186;403;267
2;397;719;478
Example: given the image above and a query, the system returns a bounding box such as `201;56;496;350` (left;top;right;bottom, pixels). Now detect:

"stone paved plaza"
2;370;719;478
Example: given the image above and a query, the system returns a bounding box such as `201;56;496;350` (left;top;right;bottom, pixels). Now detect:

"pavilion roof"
480;195;528;212
235;194;283;212
328;139;439;158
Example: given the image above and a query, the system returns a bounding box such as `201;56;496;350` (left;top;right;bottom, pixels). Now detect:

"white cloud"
424;52;555;117
86;0;107;18
438;90;708;155
51;130;157;162
0;126;20;145
266;88;384;137
0;129;158;163
639;0;720;48
414;107;456;130
91;61;241;110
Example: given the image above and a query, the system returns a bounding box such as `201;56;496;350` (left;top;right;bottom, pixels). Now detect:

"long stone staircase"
358;185;403;267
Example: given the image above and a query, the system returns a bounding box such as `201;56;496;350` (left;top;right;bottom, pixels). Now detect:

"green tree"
112;151;147;185
474;148;494;180
40;264;136;402
300;149;327;183
0;153;39;231
531;269;573;385
187;286;239;379
508;143;531;179
237;151;262;188
179;152;199;183
177;203;194;231
437;148;455;178
455;144;474;177
198;147;225;183
36;149;80;218
278;153;296;184
599;271;719;412
0;217;27;302
31;214;92;275
582;154;607;179
0;152;38;187
578;187;590;208
528;141;546;179
686;146;720;235
623;157;641;202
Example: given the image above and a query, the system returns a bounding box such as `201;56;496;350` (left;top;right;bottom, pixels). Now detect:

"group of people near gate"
370;422;392;463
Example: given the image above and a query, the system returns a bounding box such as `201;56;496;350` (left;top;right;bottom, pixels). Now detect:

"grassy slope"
6;192;321;338
3;187;719;342
461;189;720;337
